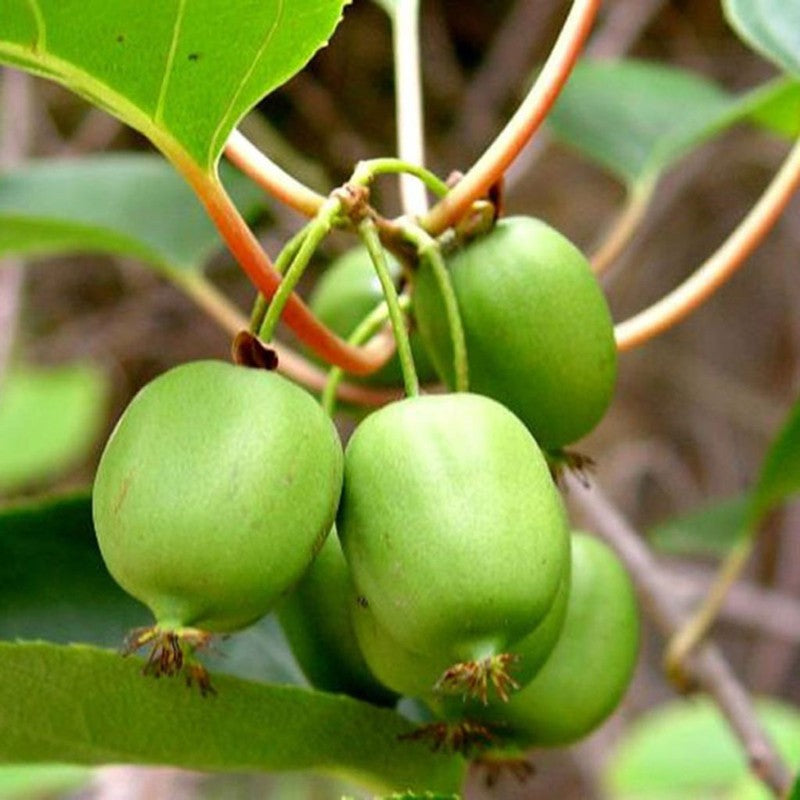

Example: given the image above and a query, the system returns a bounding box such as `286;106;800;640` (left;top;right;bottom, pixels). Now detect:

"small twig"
665;560;800;645
665;536;754;689
590;178;656;275
421;0;601;234
392;0;429;215
224;130;326;218
749;504;800;691
615;136;800;351
566;475;792;797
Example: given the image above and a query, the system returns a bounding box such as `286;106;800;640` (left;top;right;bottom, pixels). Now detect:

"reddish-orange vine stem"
421;0;601;234
169;270;400;406
615;136;800;351
590;179;655;275
179;160;395;375
224;130;326;218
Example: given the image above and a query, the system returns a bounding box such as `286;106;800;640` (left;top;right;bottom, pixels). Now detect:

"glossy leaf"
0;492;143;645
0;764;91;800
0;365;107;494
547;59;800;187
724;0;800;79
547;59;734;185
649;495;749;557
0;491;306;684
738;76;800;139
0;154;263;274
605;698;800;799
0;642;465;794
748;396;800;526
0;2;348;171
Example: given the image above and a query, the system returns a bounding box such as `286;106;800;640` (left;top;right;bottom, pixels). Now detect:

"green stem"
321;298;405;416
404;226;469;393
358;218;419;398
248;223;313;333
258;197;342;343
665;533;754;689
391;0;427;216
351;158;449;199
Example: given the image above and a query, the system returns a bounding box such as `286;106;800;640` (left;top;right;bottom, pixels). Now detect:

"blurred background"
1;0;799;797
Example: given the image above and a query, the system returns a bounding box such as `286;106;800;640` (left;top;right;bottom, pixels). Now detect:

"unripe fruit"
93;360;344;634
278;529;398;706
352;554;571;701
337;393;569;666
472;533;639;747
414;216;617;448
309;246;436;386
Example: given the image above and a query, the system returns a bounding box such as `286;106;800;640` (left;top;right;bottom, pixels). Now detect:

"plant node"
399;720;495;756
123;625;215;694
434;653;520;704
333;182;370;225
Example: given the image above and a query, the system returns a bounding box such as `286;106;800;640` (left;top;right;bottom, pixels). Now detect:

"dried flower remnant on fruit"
124;625;215;695
399;720;495;756
435;653;521;704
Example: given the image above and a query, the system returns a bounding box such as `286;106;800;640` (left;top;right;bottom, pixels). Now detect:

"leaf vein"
25;0;46;52
154;0;187;125
207;0;285;166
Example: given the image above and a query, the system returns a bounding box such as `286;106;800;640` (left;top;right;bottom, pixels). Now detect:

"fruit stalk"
406;227;469;393
183;165;394;375
321;298;406;416
259;196;342;343
249;222;313;334
358;218;419;398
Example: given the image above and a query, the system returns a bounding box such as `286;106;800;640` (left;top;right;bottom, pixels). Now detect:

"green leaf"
547;59;800;188
748;396;800;526
0;764;91;800
724;0;800;79
0;491;308;685
735;76;800;139
604;698;800;800
0;642;465;793
0;364;107;494
547;59;734;185
791;773;800;800
649;495;749;557
648;397;800;553
0;154;263;274
0;1;348;171
0;492;145;645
